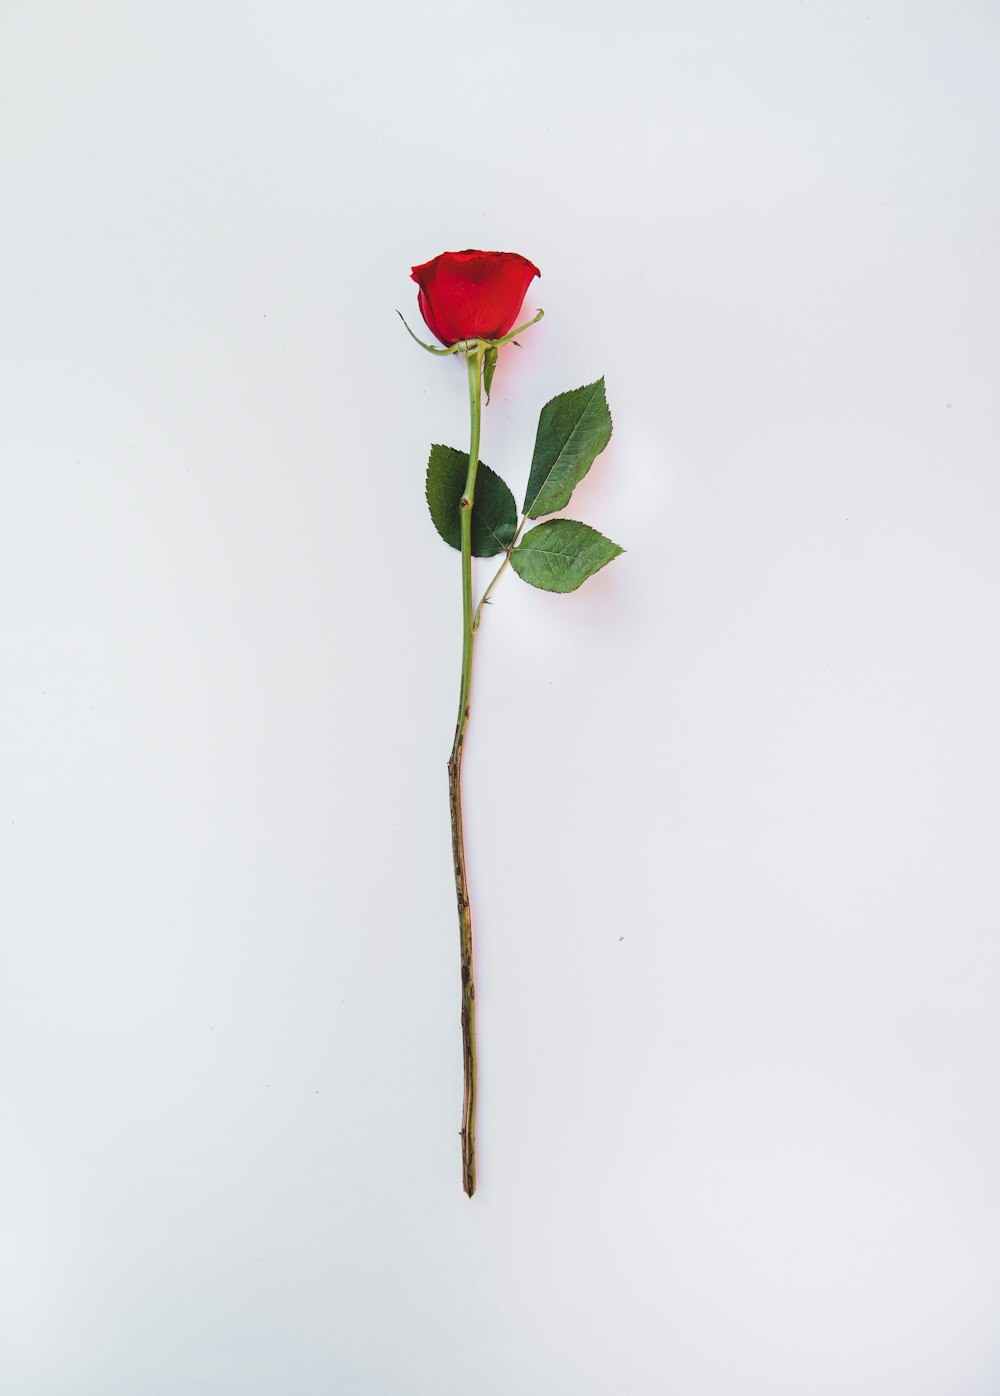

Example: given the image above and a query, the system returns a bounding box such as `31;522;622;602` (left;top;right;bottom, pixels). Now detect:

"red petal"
411;251;540;346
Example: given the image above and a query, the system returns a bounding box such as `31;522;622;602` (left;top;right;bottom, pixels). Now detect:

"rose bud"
411;250;541;347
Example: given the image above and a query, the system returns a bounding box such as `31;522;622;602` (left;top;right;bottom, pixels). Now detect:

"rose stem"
448;340;484;1198
473;515;529;632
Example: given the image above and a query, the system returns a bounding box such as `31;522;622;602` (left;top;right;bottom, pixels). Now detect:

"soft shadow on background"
2;1;999;1392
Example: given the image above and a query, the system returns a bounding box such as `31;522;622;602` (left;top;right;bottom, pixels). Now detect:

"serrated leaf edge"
425;443;517;557
523;377;614;519
509;517;624;592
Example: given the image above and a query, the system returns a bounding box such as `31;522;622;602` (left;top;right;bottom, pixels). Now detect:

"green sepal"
425;444;518;558
509;518;623;593
483;346;499;404
523;378;613;519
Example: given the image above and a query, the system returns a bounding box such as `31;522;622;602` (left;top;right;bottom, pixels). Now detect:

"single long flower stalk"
448;341;484;1198
400;294;545;1198
405;252;622;1197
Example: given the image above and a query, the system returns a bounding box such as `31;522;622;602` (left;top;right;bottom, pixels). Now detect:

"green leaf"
522;378;613;519
425;444;517;558
483;346;498;404
509;519;623;593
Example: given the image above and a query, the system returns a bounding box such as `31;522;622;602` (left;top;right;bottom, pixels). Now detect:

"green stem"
473;514;529;632
448;342;484;1197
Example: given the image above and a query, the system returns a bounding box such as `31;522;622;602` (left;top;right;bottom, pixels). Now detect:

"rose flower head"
411;250;541;347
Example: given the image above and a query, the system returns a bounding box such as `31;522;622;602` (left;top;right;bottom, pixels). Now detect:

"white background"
2;1;999;1392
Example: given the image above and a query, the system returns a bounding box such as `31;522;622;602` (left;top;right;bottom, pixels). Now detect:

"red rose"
411;250;541;347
